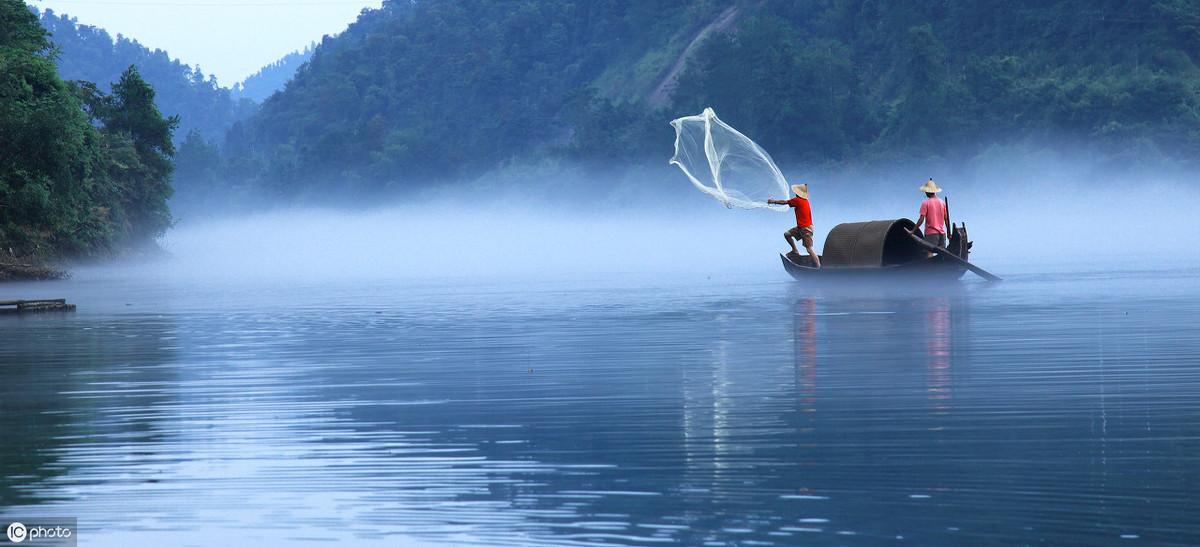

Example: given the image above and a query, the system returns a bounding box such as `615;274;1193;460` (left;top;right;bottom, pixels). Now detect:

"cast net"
669;107;789;211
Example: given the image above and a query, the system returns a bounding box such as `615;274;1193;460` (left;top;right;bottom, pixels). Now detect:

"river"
2;253;1199;544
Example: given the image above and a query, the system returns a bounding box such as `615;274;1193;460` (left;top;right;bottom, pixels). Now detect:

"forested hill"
1;0;177;265
224;0;725;196
223;0;1200;198
233;44;314;103
37;8;255;142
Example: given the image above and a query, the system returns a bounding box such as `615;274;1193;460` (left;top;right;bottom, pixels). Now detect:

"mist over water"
140;155;1200;288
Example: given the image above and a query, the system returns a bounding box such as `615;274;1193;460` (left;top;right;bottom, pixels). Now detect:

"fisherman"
768;184;820;268
909;178;947;256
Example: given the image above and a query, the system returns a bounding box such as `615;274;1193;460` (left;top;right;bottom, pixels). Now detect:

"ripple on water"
0;270;1198;544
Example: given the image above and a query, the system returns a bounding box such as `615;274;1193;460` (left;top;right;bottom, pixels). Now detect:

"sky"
26;0;384;86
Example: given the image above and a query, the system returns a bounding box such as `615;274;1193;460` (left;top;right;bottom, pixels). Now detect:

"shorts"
923;233;946;248
786;225;814;248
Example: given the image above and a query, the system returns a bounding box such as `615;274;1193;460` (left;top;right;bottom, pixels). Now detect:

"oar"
908;232;1002;282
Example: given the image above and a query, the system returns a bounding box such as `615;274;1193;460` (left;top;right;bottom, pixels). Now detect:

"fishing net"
669;107;789;211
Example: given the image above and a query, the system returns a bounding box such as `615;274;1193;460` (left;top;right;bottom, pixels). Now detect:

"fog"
100;154;1200;286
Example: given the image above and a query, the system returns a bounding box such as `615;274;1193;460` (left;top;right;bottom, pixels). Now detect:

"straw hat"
919;178;942;193
791;183;809;199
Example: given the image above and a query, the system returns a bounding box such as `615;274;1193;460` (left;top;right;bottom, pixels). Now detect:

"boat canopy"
821;219;927;268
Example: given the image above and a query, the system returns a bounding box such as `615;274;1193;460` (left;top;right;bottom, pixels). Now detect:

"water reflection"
793;298;817;412
788;286;972;417
0;315;180;509
925;296;953;412
1;272;1199;544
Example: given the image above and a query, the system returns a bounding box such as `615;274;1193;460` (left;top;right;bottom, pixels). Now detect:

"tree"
0;0;108;256
37;8;256;143
0;1;179;259
104;66;178;243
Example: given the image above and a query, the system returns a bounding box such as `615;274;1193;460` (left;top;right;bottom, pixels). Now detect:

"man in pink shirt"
909;179;947;254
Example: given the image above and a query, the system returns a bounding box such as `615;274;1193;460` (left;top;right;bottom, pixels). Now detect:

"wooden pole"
909;232;1001;281
944;196;952;235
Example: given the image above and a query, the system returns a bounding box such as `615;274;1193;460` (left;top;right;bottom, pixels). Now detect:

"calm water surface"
2;264;1199;545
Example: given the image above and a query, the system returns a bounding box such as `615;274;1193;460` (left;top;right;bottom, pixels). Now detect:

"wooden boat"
781;218;998;281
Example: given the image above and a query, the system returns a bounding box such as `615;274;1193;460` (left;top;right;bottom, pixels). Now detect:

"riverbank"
0;259;67;281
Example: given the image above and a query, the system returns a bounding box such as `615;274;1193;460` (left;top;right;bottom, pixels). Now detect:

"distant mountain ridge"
233;44;315;103
36;8;256;143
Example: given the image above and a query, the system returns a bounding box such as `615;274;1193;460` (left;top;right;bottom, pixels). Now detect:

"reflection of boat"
781;219;994;281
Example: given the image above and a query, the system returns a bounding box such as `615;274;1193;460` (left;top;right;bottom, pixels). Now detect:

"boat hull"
780;253;969;281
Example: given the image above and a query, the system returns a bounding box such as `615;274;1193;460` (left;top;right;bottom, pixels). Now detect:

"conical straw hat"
791;184;808;199
919;179;942;193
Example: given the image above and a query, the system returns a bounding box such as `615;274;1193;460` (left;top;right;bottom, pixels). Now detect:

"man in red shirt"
909;178;947;255
768;183;820;268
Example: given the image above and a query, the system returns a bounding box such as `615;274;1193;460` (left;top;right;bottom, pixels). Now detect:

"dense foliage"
224;0;727;196
38;8;255;143
220;0;1200;200
1;0;176;259
232;44;314;103
665;0;1200;164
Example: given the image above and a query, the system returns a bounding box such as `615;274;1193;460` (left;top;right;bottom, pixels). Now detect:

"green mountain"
223;0;730;196
1;0;177;265
665;0;1200;164
37;8;256;143
215;0;1200;198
